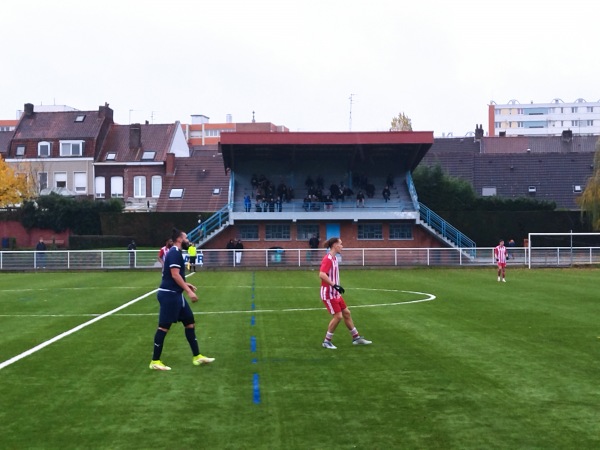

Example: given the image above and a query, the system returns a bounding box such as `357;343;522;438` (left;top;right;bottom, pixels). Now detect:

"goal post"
527;232;600;268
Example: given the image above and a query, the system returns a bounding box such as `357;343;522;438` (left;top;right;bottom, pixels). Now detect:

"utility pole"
348;94;355;131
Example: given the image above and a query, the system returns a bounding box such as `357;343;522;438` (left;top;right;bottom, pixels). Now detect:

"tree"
579;137;600;230
390;112;413;131
0;157;35;206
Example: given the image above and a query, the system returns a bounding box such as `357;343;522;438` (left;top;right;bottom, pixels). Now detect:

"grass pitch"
1;267;599;449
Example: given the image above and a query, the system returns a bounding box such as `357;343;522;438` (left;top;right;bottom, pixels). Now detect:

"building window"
571;107;578;113
265;224;291;240
239;224;259;240
169;188;184;198
141;151;156;160
213;188;221;195
38;172;48;191
106;153;116;161
389;223;413;240
95;176;105;198
586;120;594;126
133;176;146;198
482;187;497;196
357;223;383;240
573;185;582;193
75;114;86;122
60;140;83;156
151;175;162;198
297;223;319;241
55;172;67;188
74;172;87;193
38;141;51;157
111;176;123;198
16;145;25;156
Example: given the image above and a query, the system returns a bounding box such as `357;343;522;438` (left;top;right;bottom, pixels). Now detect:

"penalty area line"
0;289;158;371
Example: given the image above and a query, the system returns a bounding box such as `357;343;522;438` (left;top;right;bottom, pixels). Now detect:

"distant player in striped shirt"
319;237;372;349
494;239;507;282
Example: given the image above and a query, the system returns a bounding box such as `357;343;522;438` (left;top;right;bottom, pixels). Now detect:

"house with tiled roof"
0;130;14;156
155;145;230;213
4;103;113;196
95;121;189;211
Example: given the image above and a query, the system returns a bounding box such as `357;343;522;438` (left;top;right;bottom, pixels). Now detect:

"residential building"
488;98;600;137
5;103;114;197
421;130;597;209
183;113;289;146
95;121;190;211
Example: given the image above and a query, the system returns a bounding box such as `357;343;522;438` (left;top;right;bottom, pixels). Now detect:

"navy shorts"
157;289;194;325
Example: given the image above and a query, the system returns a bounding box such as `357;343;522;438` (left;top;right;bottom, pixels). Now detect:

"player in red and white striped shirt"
494;239;507;282
319;237;372;349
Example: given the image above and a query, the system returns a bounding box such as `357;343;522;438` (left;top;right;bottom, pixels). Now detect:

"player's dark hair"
324;237;340;249
171;228;184;242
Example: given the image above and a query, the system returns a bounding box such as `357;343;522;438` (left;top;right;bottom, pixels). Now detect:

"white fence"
1;246;600;271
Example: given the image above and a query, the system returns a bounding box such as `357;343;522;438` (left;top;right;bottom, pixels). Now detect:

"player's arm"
170;267;198;302
319;271;344;293
319;271;333;286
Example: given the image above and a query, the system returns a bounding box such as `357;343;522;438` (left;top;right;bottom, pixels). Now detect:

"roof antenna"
348;94;355;131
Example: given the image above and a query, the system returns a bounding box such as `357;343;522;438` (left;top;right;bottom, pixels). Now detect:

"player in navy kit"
149;228;215;371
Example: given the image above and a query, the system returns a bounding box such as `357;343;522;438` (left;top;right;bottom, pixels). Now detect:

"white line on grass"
0;289;158;371
0;289;436;318
0;273;202;371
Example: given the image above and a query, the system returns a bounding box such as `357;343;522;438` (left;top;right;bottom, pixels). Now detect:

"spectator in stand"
158;238;174;267
356;190;365;207
244;194;252;212
386;173;395;188
382;185;391;202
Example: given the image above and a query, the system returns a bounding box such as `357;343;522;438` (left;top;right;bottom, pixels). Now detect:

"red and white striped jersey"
320;253;340;299
494;244;507;264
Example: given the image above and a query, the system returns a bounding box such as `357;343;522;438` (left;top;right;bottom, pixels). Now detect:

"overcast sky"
3;0;599;136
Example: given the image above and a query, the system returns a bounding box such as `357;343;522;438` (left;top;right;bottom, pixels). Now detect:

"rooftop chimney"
474;124;484;141
24;103;34;117
129;123;142;149
98;103;114;122
166;152;175;175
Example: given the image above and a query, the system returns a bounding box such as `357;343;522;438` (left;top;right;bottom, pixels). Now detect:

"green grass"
1;268;600;449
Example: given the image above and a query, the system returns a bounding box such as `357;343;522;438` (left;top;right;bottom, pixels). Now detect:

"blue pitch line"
250;271;261;403
253;373;261;404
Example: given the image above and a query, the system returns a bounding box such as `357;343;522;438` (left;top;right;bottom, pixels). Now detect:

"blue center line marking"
250;271;261;404
253;373;261;404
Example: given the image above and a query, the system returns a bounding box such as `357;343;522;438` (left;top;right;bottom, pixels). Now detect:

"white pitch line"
0;274;205;370
0;290;436;318
0;289;158;371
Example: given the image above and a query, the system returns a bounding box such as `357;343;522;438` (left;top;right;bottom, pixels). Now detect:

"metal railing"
2;246;599;271
188;205;230;244
418;202;476;257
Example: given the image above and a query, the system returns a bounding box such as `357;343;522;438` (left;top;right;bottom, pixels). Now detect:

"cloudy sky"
3;0;598;136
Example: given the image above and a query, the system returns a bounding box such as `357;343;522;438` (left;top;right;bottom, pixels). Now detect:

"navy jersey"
159;246;186;292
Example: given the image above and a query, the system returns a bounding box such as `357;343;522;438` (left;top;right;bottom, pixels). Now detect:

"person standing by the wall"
36;237;47;269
